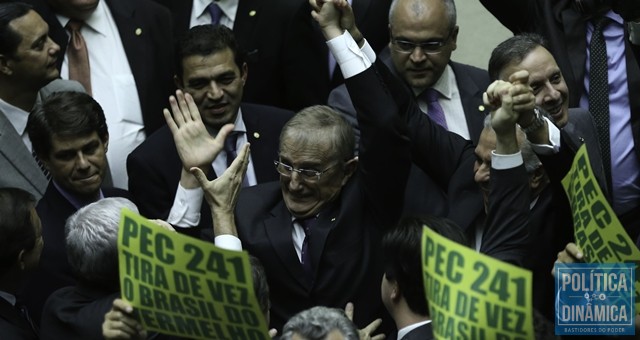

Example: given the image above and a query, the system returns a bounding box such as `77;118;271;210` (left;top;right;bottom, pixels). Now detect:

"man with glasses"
328;0;490;229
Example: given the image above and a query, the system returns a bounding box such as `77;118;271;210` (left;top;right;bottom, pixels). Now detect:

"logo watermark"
555;263;635;335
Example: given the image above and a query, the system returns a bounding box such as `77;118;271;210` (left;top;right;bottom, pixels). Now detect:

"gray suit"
0;79;84;200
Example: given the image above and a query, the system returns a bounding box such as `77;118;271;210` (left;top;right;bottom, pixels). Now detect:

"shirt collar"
0;98;29;137
53;180;104;210
56;0;110;37
397;320;432;340
194;0;239;25
0;291;16;306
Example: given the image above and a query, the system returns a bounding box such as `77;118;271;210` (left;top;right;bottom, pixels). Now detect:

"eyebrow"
30;34;47;49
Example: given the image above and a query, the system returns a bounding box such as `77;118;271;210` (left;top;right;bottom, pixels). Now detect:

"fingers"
214;123;236;146
184;92;201;121
344;302;354;321
103;299;144;340
190;166;210;189
565;242;584;261
361;318;382;335
112;298;134;313
150;219;175;232
508;70;530;85
268;328;278;338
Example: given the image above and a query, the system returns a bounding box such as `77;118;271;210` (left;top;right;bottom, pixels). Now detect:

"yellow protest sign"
422;226;534;340
561;144;640;311
117;209;270;340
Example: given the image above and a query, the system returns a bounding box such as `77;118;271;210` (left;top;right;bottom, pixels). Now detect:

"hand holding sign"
191;143;250;237
103;298;146;340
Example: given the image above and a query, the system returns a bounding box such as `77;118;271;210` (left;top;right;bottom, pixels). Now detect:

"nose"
48;37;60;56
542;83;561;104
206;81;224;101
76;152;90;170
287;171;304;191
409;47;427;63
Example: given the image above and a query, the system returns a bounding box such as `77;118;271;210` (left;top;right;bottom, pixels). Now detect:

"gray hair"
389;0;457;33
280;306;359;340
65;197;138;289
482;115;542;173
280;105;355;162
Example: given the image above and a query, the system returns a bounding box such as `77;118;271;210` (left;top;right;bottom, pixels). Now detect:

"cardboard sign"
422;226;534;339
118;209;270;340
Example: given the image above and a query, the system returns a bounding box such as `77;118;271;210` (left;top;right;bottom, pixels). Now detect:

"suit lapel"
450;62;486;144
243;106;278;183
0;113;48;196
264;201;312;290
0;298;35;336
234;0;262;59
307;203;340;281
559;6;587;100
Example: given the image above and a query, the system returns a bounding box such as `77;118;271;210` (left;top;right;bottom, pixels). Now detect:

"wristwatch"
520;107;545;135
629;21;640;45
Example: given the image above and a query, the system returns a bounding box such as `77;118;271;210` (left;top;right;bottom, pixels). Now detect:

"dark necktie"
589;16;612;190
423;88;448;129
207;2;223;25
223;131;248;186
66;20;92;95
32;149;51;180
297;217;316;278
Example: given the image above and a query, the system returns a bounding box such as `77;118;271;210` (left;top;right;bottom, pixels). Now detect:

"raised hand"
344;302;386;340
309;0;353;40
484;80;518;137
190;143;250;237
163;90;234;172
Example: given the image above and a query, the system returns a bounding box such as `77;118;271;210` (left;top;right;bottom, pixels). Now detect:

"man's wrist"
628;21;640;44
519;107;545;134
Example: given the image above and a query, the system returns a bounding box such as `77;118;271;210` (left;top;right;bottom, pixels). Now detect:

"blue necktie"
223;131;248;187
207;2;222;26
297;217;316;278
424;88;448;129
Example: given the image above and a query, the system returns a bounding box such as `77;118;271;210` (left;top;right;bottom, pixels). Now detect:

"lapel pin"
249;10;256;17
330;217;336;222
253;132;260;139
478;105;485;112
135;28;142;36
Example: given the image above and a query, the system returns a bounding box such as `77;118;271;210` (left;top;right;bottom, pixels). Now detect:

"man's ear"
450;25;460;51
340;156;359;186
102;133;109;153
529;164;546;190
0;54;13;76
174;75;183;90
241;62;248;85
17;249;26;271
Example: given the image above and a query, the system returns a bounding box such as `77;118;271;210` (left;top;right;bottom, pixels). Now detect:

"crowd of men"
1;0;639;338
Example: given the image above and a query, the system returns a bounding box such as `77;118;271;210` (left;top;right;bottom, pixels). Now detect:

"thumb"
189;167;209;187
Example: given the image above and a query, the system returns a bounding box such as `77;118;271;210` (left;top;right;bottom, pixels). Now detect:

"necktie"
207;2;223;26
32;149;51;180
297;217;316;278
223;131;248;186
423;88;448;129
66;20;92;95
589;16;612;190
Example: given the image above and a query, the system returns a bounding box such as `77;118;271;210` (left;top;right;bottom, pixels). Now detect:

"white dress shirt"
57;1;145;189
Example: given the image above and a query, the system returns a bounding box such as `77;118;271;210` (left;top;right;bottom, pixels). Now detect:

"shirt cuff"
326;31;373;79
214;235;242;251
491;150;523;170
531;117;560;155
166;184;203;228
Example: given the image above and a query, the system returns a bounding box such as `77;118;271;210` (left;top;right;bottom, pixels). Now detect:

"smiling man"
0;2;85;200
127;25;293;239
20;91;127;326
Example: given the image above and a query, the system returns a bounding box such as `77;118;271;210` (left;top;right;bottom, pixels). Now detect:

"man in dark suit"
328;0;489;228
152;0;321;111
0;2;86;200
23;0;175;189
480;0;640;242
127;25;293;239
0;188;42;340
20;91;128;326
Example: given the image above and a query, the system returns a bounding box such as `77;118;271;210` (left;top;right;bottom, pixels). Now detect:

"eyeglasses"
391;32;452;55
274;160;338;183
